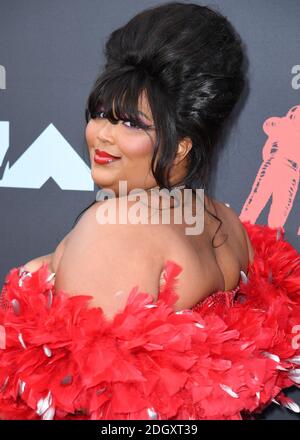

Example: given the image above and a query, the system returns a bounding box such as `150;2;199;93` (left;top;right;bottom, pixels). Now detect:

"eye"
93;110;106;119
89;109;152;131
92;112;139;129
89;107;107;119
122;120;142;130
122;116;154;131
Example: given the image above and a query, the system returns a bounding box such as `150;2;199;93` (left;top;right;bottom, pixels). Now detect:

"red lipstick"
94;149;121;165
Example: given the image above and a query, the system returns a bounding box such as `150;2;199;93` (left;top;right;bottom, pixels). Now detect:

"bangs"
85;69;154;129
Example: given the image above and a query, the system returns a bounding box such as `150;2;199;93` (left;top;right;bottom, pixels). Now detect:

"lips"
94;149;121;159
94;149;121;165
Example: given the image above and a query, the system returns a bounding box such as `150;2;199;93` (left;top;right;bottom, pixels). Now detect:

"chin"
91;171;116;189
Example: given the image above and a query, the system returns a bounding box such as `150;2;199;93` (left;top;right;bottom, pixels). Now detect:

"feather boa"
0;220;300;420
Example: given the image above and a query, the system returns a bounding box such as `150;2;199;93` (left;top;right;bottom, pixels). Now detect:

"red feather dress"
0;220;300;420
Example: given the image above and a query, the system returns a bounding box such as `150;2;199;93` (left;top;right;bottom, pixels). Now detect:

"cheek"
120;134;154;160
85;123;95;149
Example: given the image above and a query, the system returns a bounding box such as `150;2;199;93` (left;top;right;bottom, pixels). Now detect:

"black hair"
74;1;247;247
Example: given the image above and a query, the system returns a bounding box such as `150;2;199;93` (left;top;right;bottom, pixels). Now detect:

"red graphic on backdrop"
239;105;300;231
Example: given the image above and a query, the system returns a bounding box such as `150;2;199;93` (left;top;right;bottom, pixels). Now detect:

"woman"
0;2;300;420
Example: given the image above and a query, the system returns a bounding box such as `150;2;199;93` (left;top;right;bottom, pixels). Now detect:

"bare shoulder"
87;196;169;256
208;196;241;230
23;231;72;274
79;195;172;235
60;197;167;310
23;253;54;273
155;195;253;309
239;220;255;264
212;198;254;265
51;230;73;272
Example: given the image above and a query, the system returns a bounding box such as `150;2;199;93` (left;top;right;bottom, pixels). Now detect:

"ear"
173;137;193;165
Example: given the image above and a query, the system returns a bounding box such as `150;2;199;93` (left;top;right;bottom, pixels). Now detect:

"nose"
95;119;117;145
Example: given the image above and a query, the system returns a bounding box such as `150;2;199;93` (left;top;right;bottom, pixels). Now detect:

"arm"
23;253;54;273
23;231;72;274
243;226;255;265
